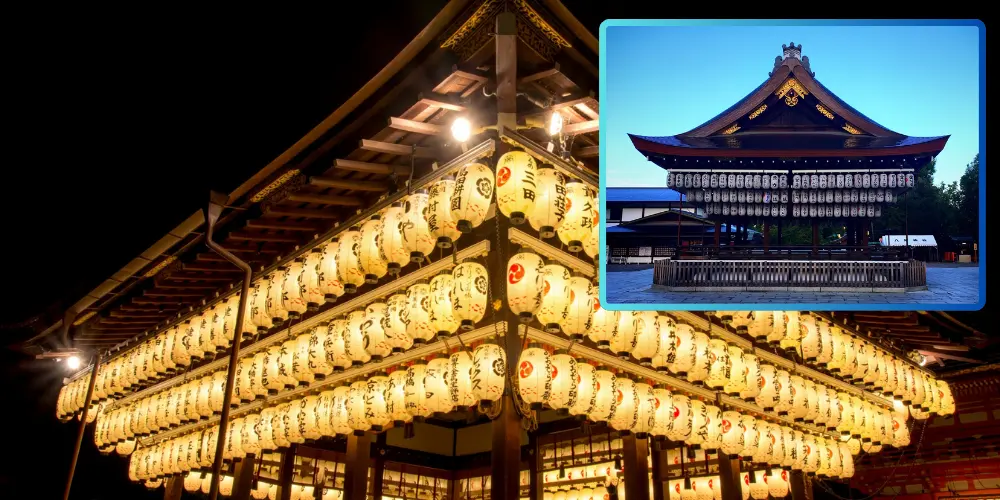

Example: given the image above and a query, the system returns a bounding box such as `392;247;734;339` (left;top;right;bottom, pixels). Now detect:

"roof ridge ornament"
771;42;815;77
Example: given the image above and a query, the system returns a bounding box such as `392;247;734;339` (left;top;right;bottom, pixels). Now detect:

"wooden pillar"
789;470;810;500
345;433;372;500
717;455;743;500
622;434;650;500
163;476;184;500
650;440;668;500
714;221;721;249
495;11;517;130
231;454;257;500
528;433;543;500
63;351;102;500
277;445;297;500
763;221;771;252
811;221;819;255
676;204;682;249
371;433;387;500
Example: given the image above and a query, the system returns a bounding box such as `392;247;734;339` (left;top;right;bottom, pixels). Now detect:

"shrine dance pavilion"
629;43;949;291
23;6;1000;500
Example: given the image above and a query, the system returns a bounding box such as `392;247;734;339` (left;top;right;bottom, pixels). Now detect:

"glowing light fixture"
451;117;471;143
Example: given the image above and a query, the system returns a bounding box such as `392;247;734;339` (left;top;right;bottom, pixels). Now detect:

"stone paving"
604;264;981;307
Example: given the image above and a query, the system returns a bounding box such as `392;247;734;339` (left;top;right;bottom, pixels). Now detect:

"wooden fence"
653;259;927;291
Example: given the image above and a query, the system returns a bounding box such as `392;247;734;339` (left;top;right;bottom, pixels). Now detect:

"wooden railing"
607;245;909;265
653;259;927;291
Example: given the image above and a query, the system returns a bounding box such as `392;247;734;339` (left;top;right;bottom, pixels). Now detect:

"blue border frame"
597;19;986;311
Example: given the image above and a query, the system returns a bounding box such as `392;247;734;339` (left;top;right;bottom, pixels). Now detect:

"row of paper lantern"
688;188;897;205
495;150;600;257
667;172;915;190
540;486;612;500
57;259;491;421
666;470;792;500
179;471;334;500
703;203;885;219
99;341;505;449
504;268;953;421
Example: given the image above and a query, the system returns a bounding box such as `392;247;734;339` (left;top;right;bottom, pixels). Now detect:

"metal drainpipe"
203;192;254;500
62;350;102;500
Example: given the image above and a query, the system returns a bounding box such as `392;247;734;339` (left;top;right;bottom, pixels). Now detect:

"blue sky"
602;24;980;187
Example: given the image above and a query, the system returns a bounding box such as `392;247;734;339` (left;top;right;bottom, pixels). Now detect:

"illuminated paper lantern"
507;251;547;324
331;386;353;435
747;311;773;342
241;414;261;455
800;314;821;362
582;194;601;259
537;264;572;334
246;279;274;334
740;415;759;460
336;227;366;294
209;371;227;414
783;429;800;469
257;409;277;450
358;215;389;283
380;202;410;274
299;249;325;311
404;362;432;419
702;404;723;451
401;189;436;263
668;323;697;377
720;410;744;457
346;381;371;434
403;282;435;344
610;310;639;359
817;321;834;365
779;311;801;353
724;345;746;397
364;376;391;432
293;333;316;386
820;388;838;431
183;320;203;361
788;375;807;422
561;276;595;341
306;327;333;381
267;268;291;324
589;370;617;423
632;312;661;365
317;238;346;302
362;302;392;361
774;370;793;416
649;315;676;371
609;376;638;432
631;383;656;438
261;346;284;394
377;293;411;354
425;357;453;414
451;162;494;233
300;396;322;441
219;475;234;497
705;338;730;390
835;392;855;437
766;311;786;346
286;400;307;445
558;181;595;251
427;176;462;248
548;352;579;411
588;303;618;349
518;345;552;410
184;471;203;492
234;358;252;403
161;329;178;374
938;380;955;416
282;260;309;318
429;272;461;338
527;167;568;238
688;330;712;385
650;386;672;437
448;350;477;408
471;341;506;406
739;354;761;400
851;396;868;440
687;399;708;447
385;370;412;426
344;310;371;366
450;261;489;331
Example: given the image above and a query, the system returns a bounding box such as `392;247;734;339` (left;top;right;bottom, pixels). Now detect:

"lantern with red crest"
495;150;538;225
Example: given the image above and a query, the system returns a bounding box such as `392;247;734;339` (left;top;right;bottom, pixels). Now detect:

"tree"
956;154;979;237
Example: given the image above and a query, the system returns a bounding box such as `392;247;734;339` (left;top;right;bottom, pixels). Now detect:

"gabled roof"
630;43;949;159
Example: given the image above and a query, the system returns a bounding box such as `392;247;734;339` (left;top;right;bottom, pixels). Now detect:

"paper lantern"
259;346;282;394
266;268;290;325
299;396;322;441
719;410;744;457
766;311;787;346
404;282;435;344
774;370;793;416
537;264;572;334
687;399;708;447
425;357;453;414
429;272;461;338
208;371;227;414
705;339;730;390
345;381;370;434
182;321;203;362
561;277;596;341
361;375;391;432
446;350;476;408
548;352;579;411
517;345;552;410
740;415;759;460
784;429;800;469
330;386;352;435
817;321;835;365
610;311;639;359
428;176;462;248
779;311;801;353
702;404;724;451
296;249;325;311
379;202;410;274
382;371;411;426
344;310;371;366
558;181;595;251
293;333;316;386
161;329;178;374
184;471;203;492
650;386;672;438
589;370;617;423
526;167;568;238
256;409;276;450
588;302;618;349
687;330;712;385
451;261;489;330
335;227;366;294
609;376;638;432
938;380;955;416
362;302;392;361
800;314;821;362
739;354;761;400
669;323;697;377
240;413;261;455
379;293;411;354
234;357;252;403
317;238;346;302
582;194;601;259
789;376;807;422
470;341;506;406
286;400;307;445
835;392;854;436
219;475;235;497
723;345;746;397
852;396;868;440
281;260;309;318
404;362;432;419
630;312;661;365
358;215;389;284
401;189;436;263
451;162;494;232
629;382;657;438
803;433;820;474
746;311;773;342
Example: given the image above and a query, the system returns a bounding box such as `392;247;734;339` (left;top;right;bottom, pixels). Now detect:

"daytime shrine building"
629;43;948;291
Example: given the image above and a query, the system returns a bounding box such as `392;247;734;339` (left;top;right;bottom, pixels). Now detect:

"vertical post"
231;454;257;500
650;440;667;500
276;445;297;500
676;203;682;250
717;455;743;500
763;221;771;252
904;191;910;259
789;470;810;500
63;350;102;500
811;221;819;256
495;11;517;131
777;219;782;246
344;433;372;500
528;433;543;500
164;476;184;500
372;433;387;500
714;221;721;249
622;433;651;500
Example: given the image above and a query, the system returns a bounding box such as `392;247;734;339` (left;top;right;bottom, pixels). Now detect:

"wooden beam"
108;310;171;318
388;116;444;135
182;264;244;273
286;193;364;206
228;231;302;244
789;470;809;500
308;176;389;193
132;297;188;305
418;95;465;112
519;66;560;85
622;434;650;500
263;206;341;219
118;304;182;312
98;318;160;325
334;159;411;176
572;102;599;120
231;454;257;500
162;273;236;282
717;454;743;500
573;146;599;158
916;350;982;364
562;120;598;136
143;291;206;298
551;96;594;111
150;284;221;290
344;433;372;500
359;139;437;158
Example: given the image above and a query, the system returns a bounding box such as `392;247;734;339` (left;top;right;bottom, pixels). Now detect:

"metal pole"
204;193;254;500
63;350;102;500
904;191;910;259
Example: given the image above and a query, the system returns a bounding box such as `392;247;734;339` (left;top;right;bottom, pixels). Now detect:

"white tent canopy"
880;235;938;247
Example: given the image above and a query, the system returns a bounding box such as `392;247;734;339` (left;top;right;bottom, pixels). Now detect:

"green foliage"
875;157;978;241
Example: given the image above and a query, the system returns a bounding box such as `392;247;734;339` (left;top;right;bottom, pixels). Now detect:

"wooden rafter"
227;231;302;244
388;117;444;136
307;176;389;193
563;120;598;136
359;139;438;158
285;193;364;206
333;159;410;176
262;206;341;219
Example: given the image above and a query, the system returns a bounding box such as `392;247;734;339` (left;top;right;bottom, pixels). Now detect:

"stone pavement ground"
604;264;981;306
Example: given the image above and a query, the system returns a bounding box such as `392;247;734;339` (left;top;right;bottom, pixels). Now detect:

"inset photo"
599;20;984;310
